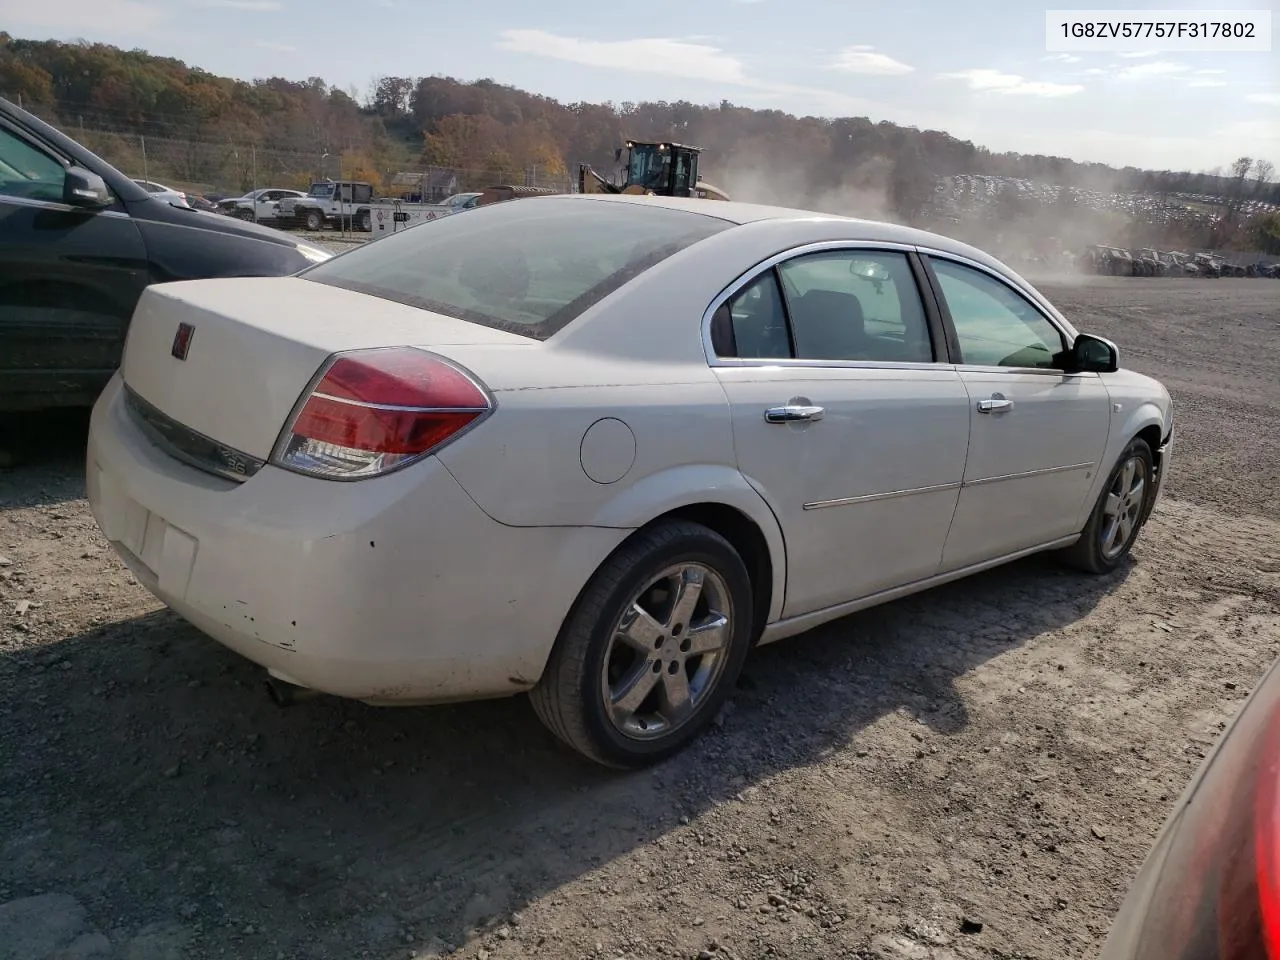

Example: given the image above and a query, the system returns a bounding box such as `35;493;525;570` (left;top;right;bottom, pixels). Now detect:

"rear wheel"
1060;437;1154;574
530;520;754;768
358;209;372;232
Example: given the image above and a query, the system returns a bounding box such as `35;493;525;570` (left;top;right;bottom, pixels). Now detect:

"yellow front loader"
577;140;730;201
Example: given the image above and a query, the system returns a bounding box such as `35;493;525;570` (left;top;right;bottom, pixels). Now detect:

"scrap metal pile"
1079;244;1280;278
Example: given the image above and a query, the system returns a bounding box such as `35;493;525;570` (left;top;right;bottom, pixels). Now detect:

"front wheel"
530;520;755;768
304;209;324;231
1060;437;1154;574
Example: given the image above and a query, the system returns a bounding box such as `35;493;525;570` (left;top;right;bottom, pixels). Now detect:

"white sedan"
85;194;1173;768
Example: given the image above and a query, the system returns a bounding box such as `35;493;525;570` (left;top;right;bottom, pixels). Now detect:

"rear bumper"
86;373;627;704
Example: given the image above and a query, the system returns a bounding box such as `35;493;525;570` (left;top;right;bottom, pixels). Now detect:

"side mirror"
63;166;112;209
1058;332;1119;374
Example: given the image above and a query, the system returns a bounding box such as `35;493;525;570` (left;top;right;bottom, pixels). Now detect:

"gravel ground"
1;277;1278;960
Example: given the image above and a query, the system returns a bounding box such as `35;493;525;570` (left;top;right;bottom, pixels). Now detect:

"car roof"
538;193;1009;265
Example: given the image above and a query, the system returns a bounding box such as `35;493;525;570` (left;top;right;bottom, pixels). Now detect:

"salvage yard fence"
76;129;573;199
10;102;575;200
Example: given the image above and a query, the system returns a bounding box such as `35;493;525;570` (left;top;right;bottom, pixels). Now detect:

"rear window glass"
300;197;733;340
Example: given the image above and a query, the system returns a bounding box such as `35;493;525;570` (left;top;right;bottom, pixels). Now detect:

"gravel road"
1;277;1278;960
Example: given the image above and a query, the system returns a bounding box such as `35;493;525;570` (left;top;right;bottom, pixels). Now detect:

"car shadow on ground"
0;409;91;507
0;552;1132;957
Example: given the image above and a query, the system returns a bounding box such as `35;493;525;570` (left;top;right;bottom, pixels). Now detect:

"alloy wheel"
600;563;732;741
1100;454;1148;560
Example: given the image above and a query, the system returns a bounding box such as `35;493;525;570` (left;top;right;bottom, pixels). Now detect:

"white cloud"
1117;60;1188;79
1042;53;1082;63
1247;92;1280;106
492;28;915;124
1082;67;1107;76
1194;69;1226;75
828;45;914;75
255;40;295;52
1118;50;1159;58
2;0;169;32
496;29;747;83
194;0;281;8
937;69;1084;97
1187;79;1227;87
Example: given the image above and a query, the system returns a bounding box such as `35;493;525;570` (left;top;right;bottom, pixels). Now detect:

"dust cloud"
716;160;1145;279
716;157;898;224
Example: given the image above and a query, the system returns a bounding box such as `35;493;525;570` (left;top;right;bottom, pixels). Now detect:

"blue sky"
9;0;1278;172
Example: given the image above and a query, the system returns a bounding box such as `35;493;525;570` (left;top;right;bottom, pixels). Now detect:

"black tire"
236;208;255;221
304;209;324;231
1060;437;1155;574
530;520;755;769
358;209;372;232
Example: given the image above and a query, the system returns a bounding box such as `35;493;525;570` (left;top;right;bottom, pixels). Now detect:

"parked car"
132;178;190;209
1098;651;1280;959
85;194;1173;768
184;194;221;214
216;187;307;222
0;96;332;414
439;191;482;212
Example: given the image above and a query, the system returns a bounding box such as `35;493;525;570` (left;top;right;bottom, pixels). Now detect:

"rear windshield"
300;197;733;340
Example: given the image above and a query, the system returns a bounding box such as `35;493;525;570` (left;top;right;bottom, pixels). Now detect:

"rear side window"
710;248;936;363
303;198;733;340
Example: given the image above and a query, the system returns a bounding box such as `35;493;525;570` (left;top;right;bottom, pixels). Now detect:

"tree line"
1;34;1276;253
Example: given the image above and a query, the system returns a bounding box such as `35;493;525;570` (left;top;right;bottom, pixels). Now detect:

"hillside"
1;33;1276;254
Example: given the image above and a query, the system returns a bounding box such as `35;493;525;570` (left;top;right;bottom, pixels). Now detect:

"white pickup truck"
277;180;376;232
366;191;483;238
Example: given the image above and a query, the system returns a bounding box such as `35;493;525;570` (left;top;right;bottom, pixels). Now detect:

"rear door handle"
764;404;825;424
976;397;1014;414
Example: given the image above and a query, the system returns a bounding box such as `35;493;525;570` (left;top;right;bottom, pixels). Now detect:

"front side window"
304;196;732;340
929;257;1066;369
0;127;65;203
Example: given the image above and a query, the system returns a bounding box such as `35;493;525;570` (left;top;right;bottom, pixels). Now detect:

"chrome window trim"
700;239;940;371
0;191;129;219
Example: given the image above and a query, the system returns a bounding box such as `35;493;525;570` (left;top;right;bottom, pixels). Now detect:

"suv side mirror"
63;166;112;209
1057;332;1119;374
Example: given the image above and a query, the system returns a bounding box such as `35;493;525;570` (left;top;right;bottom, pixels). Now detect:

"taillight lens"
1108;655;1280;960
272;346;491;480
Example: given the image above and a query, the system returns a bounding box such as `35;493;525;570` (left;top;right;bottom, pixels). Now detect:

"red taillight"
272;347;491;480
1257;709;1280;959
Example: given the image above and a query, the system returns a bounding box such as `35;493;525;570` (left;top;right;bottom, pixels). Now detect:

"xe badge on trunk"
171;322;195;361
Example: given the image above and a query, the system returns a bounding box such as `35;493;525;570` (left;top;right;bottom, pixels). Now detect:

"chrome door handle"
976;397;1014;414
764;404;825;424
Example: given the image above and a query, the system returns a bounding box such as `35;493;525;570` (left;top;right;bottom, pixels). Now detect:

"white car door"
923;253;1112;571
709;244;971;619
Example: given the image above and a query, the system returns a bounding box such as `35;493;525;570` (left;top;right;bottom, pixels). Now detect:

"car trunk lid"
120;276;530;462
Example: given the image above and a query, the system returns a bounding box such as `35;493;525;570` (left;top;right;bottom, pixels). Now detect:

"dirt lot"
2;277;1279;960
